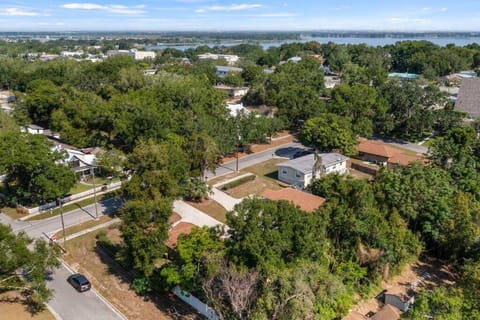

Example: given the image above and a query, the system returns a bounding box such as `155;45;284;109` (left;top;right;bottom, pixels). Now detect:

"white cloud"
61;3;145;14
0;7;39;16
196;3;262;13
440;7;448;12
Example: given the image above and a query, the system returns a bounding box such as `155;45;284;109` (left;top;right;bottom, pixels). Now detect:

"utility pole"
92;166;99;219
59;198;66;252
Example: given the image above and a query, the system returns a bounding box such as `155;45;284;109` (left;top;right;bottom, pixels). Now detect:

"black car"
67;273;91;292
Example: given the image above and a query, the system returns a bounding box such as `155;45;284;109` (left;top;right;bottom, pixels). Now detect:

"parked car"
67;273;91;292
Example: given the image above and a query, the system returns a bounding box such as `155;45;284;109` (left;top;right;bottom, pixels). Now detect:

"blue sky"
0;1;479;31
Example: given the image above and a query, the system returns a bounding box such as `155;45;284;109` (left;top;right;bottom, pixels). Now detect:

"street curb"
61;261;128;320
64;218;121;241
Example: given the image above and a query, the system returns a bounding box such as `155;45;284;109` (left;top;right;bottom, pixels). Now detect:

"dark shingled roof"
455;78;480;118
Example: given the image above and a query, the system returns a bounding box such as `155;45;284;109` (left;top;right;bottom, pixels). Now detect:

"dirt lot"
0;292;54;320
352;256;458;315
63;227;202;320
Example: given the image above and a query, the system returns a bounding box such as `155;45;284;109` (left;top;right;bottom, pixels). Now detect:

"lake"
147;36;480;51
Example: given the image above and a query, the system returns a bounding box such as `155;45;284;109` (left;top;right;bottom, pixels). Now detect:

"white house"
198;53;239;65
107;49;156;60
226;103;249;117
276;153;348;189
214;85;249;97
23;124;45;135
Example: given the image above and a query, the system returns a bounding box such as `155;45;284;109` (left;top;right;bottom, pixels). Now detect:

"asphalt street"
205;141;309;180
2;198;125;320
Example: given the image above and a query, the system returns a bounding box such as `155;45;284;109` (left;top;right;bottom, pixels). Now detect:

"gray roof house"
455;78;480;118
277;153;348;189
215;66;243;77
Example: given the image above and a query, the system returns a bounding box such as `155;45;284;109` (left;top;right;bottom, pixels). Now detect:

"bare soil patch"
0;292;54;320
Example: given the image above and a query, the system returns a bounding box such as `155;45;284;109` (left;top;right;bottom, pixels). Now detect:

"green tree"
329;83;387;136
299;114;357;155
120;198;172;277
0;132;76;205
226;198;330;271
0;224;60;312
161;226;224;291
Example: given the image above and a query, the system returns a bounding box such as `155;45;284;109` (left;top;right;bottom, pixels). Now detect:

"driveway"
209;188;242;211
173;200;224;228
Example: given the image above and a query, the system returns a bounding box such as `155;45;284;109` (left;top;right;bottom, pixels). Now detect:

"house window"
295;171;302;178
282;169;288;175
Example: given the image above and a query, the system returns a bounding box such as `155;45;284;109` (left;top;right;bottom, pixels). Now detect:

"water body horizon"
147;36;480;51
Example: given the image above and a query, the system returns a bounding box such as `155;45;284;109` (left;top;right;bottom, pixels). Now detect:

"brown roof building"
343;311;368;320
165;222;195;249
261;188;326;213
455;78;480;118
357;140;425;167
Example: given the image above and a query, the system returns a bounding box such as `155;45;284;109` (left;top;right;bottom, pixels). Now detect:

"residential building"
388;72;420;80
215;65;243;77
198;53;239;65
356;140;425;167
214;85;249;97
166;222;195;249
455;78;480;118
23;124;45;135
343;311;367;320
276;153;348;189
107;49;156;60
261;188;325;212
226;103;249;117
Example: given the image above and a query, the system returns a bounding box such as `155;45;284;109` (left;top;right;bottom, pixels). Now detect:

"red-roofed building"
261;188;326;212
357;140;425;167
165;222;195;249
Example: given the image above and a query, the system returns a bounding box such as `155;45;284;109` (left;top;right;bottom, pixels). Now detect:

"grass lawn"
227;176;283;198
208;171;246;186
187;199;227;223
69;182;94;195
26;192;116;221
54;215;117;239
241;158;288;178
0;292;55;320
63;226;201;320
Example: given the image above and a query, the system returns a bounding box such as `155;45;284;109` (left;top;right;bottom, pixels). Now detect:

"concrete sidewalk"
173;200;224;228
210;188;243;211
65;218;121;241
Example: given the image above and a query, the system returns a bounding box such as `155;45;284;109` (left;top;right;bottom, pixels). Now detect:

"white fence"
24;181;122;214
172;286;219;320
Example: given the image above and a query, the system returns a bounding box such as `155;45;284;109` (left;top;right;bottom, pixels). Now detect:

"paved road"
206;141;308;180
46;263;126;320
10;198;122;239
1;198;125;320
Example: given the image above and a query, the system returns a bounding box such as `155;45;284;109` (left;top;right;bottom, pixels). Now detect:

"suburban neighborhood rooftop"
455;78;480;118
276;153;348;174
